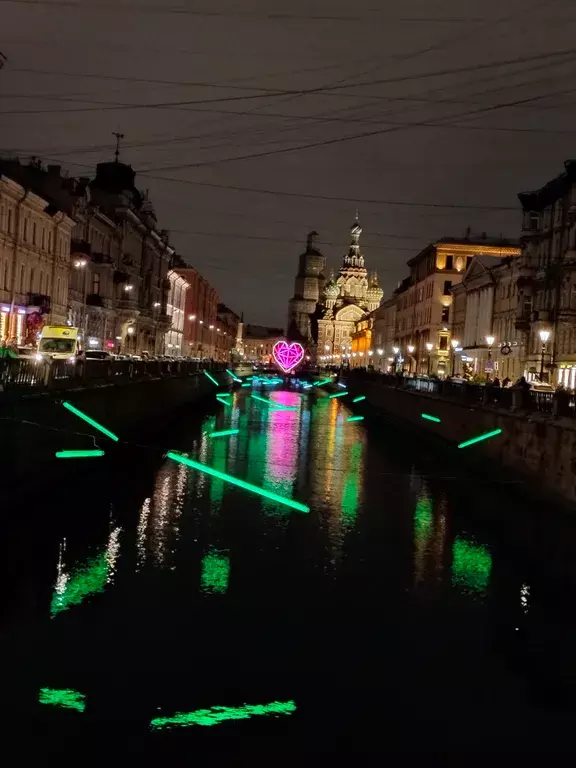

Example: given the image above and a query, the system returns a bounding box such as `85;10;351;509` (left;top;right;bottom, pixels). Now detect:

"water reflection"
451;536;492;596
200;548;230;595
51;525;121;617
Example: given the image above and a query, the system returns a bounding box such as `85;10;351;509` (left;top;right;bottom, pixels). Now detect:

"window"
441;306;450;323
445;255;453;270
41;228;46;249
4;262;9;290
56;278;61;304
466;256;473;269
47;232;52;251
32;221;37;245
93;273;100;294
439;336;448;350
529;212;539;230
23;218;29;242
29;268;35;292
7;209;12;234
443;280;452;296
20;264;26;292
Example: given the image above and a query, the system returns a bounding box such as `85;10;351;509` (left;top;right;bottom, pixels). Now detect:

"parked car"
85;350;112;361
530;381;554;392
17;346;39;361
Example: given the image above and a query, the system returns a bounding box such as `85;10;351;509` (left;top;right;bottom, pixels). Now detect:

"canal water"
4;381;576;754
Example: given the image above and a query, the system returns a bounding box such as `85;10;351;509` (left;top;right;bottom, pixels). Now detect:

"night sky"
1;0;576;326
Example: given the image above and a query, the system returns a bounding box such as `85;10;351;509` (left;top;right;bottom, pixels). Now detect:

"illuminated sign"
272;340;304;373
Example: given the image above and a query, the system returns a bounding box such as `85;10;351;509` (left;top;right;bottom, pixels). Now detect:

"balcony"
91;252;114;267
86;293;104;308
116;297;138;312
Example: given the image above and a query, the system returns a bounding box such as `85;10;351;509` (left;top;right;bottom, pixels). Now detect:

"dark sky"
1;0;576;326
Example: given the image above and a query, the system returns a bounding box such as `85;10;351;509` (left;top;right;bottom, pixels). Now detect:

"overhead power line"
4;46;576;117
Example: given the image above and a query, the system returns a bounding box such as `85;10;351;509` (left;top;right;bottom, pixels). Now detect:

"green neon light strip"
167;451;309;513
313;378;332;387
39;688;86;713
225;368;242;382
55;449;105;458
458;428;502;449
352;395;366;403
208;429;240;438
62;401;119;442
329;391;348;399
346;416;364;422
216;396;232;407
151;700;296;730
241;382;252;388
203;370;219;386
250;394;297;410
421;413;441;423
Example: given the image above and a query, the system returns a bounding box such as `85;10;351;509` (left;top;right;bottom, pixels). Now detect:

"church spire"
344;212;364;268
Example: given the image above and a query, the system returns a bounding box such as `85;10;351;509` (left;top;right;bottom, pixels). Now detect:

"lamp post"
393;346;399;373
74;258;88;344
407;344;415;376
451;338;460;377
425;342;433;376
539;329;550;382
485;335;495;380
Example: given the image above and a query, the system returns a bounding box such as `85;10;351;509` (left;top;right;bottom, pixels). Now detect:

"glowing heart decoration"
273;341;305;374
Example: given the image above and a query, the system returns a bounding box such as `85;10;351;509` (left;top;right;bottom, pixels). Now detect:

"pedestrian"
502;376;511;388
492;376;501;387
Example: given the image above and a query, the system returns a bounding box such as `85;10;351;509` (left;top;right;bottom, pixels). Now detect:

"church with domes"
286;216;383;358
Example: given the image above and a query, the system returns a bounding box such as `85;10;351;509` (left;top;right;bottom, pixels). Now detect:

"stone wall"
341;379;576;505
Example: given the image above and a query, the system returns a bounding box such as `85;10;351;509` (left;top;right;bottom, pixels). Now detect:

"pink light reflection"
266;391;300;488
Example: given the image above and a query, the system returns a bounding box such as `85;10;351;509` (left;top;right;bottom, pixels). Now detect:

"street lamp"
425;342;433;376
485;335;495;380
451;338;460;376
73;258;89;341
539;329;550;382
407;344;415;376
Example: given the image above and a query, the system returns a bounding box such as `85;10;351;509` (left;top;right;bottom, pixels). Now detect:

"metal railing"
343;369;574;419
0;358;226;393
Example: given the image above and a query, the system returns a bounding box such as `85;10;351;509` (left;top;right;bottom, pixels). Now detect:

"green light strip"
250;394;297;410
458;428;502;449
55;449;105;458
329;391;348;399
241;382;252;388
167;451;309;513
346;416;364;422
150;699;296;730
39;688;86;713
421;413;441;423
208;429;240;438
216;396;232;407
225;368;242;382
352;395;366;403
62;401;119;442
203;370;219;386
313;378;332;387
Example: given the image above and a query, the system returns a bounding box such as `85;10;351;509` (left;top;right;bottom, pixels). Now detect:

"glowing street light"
451;338;460;376
189;314;196;321
539;329;551;382
425;342;433;376
485;335;495;380
407;344;415;375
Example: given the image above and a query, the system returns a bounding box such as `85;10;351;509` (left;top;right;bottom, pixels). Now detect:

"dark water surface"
4;383;576;755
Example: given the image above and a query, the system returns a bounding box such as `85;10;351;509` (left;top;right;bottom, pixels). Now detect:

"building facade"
370;297;397;371
175;266;220;359
238;324;284;363
518;160;576;386
287;231;325;343
392;236;520;376
164;269;189;355
0;168;74;345
216;303;240;362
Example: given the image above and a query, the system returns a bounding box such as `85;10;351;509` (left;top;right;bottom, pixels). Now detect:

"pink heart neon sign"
273;341;305;373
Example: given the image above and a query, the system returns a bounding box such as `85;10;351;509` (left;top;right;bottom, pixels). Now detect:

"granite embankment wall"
341;379;576;505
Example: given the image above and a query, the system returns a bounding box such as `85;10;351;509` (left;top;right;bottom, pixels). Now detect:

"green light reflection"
200;549;230;594
452;536;492;594
39;688;86;712
150;700;296;730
